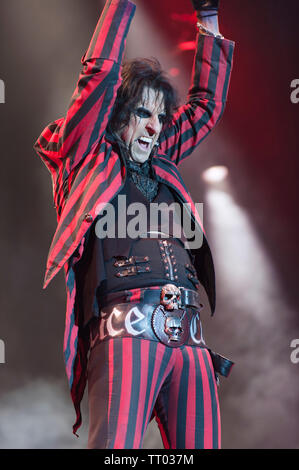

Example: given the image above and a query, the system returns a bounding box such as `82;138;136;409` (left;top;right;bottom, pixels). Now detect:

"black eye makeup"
134;107;151;119
158;113;167;124
134;106;166;124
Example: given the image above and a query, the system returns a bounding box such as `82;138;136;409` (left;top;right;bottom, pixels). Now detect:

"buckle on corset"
151;284;190;347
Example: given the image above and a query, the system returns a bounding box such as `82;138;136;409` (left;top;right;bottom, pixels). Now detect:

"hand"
191;0;219;11
191;0;221;37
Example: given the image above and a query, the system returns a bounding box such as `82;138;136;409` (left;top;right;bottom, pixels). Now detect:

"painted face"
120;86;166;164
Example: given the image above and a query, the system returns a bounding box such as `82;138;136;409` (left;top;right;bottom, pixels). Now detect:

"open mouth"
137;137;152;151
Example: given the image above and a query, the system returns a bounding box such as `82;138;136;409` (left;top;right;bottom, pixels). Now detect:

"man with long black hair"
35;0;234;448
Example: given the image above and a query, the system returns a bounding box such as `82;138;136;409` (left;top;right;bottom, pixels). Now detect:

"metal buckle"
116;265;151;277
160;284;181;310
160;284;202;310
151;305;189;347
152;283;190;347
113;256;149;267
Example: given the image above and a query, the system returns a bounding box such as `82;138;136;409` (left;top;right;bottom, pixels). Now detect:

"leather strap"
207;348;234;378
97;285;203;311
113;255;150;267
115;265;151;277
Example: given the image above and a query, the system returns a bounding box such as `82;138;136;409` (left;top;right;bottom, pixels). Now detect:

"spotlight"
202;165;228;184
178;41;196;51
169;67;180;77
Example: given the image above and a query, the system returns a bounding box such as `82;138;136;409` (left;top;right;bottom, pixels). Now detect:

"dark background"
0;0;298;448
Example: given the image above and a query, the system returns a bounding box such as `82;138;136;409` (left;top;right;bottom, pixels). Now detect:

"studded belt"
89;299;205;349
91;284;234;377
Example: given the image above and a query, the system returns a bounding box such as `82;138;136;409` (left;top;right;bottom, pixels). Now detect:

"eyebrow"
136;106;166;117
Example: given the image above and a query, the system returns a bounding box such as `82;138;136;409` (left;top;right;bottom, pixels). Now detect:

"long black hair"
107;57;179;135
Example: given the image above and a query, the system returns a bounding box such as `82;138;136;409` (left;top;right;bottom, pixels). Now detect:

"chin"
130;153;150;164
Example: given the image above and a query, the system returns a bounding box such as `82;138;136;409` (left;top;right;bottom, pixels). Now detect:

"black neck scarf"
126;157;159;202
107;131;159;202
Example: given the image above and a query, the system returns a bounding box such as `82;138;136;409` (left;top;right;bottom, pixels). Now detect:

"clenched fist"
191;0;219;11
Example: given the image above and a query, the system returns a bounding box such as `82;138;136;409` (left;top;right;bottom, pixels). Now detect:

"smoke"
202;188;299;449
0;379;87;449
0;379;163;449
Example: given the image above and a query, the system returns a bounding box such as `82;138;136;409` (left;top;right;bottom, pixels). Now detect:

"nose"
145;115;161;136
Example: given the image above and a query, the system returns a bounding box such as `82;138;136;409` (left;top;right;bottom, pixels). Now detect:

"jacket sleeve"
33;0;136;178
159;34;235;165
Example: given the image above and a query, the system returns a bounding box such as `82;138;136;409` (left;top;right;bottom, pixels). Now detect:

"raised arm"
34;0;136;177
159;0;234;165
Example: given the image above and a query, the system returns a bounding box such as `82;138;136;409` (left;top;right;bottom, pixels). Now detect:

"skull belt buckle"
151;284;190;347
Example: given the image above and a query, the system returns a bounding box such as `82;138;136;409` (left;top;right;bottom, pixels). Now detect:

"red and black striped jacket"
34;0;234;435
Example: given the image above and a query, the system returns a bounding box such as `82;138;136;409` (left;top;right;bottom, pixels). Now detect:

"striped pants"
87;337;221;449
